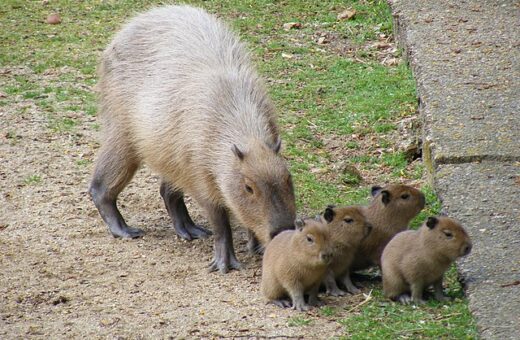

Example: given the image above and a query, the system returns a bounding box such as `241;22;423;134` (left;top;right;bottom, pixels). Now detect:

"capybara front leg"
160;182;212;240
324;269;346;296
89;144;142;239
206;205;241;273
341;270;361;294
432;278;450;302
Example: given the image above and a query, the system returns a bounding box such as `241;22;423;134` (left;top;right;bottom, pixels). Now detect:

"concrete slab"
389;0;520;338
435;161;520;339
391;0;520;168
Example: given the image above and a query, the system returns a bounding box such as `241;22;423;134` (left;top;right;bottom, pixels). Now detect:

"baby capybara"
381;216;472;304
261;218;333;311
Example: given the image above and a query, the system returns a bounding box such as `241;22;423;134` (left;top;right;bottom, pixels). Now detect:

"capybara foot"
175;222;212;241
272;299;292;308
110;225;144;239
208;249;241;273
397;294;425;305
326;286;346;297
292;300;310;312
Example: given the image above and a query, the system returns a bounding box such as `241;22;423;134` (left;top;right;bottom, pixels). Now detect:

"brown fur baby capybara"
346;184;425;293
89;5;296;273
320;205;372;296
261;218;333;311
381;216;472;304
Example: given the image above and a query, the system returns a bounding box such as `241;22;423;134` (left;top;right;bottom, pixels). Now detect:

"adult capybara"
381;216;472;304
89;5;296;273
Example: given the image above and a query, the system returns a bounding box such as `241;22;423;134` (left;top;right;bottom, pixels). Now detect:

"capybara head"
423;216;472;261
322;205;372;247
293;218;333;266
371;184;425;220
225;138;296;244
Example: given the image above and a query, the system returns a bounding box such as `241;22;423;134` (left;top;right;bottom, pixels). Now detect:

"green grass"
340;286;478;339
0;0;476;337
287;315;312;327
23;174;42;185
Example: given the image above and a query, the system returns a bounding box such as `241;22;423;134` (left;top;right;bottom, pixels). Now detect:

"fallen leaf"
46;13;61;25
337;9;356;20
382;57;400;66
281;53;293;59
317;36;328;45
283;22;301;30
372;41;392;49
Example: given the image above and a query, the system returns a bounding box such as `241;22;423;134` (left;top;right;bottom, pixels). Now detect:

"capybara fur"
320;205;372;296
351;184;425;271
261;218;333;311
381;216;472;304
89;5;296;273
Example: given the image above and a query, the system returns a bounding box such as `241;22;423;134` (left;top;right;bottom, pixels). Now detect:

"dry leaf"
317;36;328;45
281;52;293;59
283;22;301;30
46;13;61;25
373;41;391;49
382;57;400;66
337;9;356;20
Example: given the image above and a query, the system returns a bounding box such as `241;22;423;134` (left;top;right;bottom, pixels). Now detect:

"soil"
0;66;381;339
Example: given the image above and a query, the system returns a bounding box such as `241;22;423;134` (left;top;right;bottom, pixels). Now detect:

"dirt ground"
0;66;382;339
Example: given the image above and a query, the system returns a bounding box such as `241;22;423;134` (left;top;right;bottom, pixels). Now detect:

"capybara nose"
463;244;472;256
321;252;333;264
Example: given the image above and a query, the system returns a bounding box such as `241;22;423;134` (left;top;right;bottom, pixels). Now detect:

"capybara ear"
323;205;335;223
426;216;438;229
381;190;391;205
371;185;383;197
232;144;245;160
294;218;305;231
273;137;282;153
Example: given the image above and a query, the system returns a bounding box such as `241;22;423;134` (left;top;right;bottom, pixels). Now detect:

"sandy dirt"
0;66;383;339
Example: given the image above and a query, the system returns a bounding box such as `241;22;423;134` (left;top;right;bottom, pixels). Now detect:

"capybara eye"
344;218;354;224
443;230;453;239
306;235;314;243
245;184;254;194
401;193;410;199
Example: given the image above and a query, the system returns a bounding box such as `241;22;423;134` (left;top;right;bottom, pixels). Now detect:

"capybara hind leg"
160;182;212;240
341;271;361;294
247;230;264;255
206;205;241;273
89;144;142;238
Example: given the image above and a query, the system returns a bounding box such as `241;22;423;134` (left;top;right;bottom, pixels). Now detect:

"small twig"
500;280;520;288
434;312;462;321
346;289;373;313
